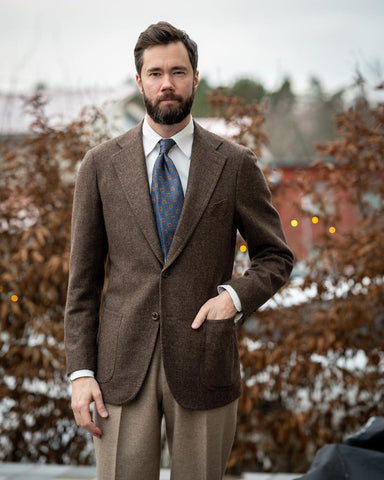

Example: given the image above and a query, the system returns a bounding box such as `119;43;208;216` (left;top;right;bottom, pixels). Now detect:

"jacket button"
162;271;169;278
151;312;159;321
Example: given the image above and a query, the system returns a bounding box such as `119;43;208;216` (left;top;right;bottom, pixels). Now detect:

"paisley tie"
151;139;184;259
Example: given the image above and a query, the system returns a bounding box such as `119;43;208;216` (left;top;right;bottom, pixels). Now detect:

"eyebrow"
146;65;189;73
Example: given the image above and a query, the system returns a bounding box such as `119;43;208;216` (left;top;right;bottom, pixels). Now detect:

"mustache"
155;93;183;105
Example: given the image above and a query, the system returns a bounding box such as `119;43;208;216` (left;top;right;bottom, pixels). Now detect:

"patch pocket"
200;317;240;389
96;308;123;384
205;199;228;218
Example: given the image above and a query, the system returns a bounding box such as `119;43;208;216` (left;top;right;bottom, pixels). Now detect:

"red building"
266;161;381;262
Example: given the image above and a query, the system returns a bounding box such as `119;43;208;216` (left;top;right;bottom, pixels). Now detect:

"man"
65;21;293;480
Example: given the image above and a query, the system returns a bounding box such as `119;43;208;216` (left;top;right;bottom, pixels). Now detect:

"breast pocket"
200;317;240;389
204;199;228;218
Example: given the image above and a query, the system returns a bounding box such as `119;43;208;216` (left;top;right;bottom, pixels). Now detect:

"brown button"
162;271;169;278
151;312;159;321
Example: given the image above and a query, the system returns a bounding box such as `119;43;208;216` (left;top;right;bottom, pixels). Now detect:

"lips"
157;94;183;105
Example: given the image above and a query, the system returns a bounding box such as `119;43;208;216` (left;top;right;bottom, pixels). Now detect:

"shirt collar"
142;115;194;159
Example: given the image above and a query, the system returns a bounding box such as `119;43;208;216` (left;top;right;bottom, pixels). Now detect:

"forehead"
141;41;192;71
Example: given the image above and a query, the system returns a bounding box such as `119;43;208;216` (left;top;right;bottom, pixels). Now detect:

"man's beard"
143;88;195;125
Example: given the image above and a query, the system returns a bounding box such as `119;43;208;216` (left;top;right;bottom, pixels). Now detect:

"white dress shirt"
69;116;242;381
143;115;192;194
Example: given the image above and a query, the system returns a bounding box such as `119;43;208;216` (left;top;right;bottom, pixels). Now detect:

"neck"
146;114;191;138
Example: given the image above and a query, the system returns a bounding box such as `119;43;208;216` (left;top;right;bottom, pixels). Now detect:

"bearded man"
64;21;293;480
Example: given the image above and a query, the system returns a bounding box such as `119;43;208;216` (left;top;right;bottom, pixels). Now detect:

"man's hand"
191;290;237;329
71;377;108;439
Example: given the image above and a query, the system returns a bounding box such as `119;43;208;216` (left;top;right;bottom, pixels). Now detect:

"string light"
329;226;336;234
11;295;19;302
312;216;319;224
240;245;247;252
290;219;298;227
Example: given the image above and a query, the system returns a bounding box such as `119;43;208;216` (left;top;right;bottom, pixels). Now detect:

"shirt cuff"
69;369;95;381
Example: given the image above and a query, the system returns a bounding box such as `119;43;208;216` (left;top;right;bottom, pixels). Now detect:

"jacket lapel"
110;121;227;268
165;122;227;269
112;123;164;265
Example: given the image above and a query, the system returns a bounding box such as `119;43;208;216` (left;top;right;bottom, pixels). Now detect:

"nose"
160;74;175;91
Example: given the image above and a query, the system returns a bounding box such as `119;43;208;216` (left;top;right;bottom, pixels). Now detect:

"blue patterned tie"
151;139;184;259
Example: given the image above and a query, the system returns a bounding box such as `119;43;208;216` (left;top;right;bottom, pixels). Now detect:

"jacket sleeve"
225;149;294;319
64;151;108;375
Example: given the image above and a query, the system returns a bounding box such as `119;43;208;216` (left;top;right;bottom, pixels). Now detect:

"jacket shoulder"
84;123;142;162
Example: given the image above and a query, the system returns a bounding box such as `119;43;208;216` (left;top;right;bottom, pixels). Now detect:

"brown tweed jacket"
64;121;293;410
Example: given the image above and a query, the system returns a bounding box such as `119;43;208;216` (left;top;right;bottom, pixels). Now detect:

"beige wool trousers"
93;336;238;480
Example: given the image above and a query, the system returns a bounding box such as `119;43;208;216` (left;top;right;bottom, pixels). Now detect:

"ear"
193;70;199;91
136;74;143;94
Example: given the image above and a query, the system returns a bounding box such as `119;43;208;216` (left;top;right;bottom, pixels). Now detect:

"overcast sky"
1;0;383;93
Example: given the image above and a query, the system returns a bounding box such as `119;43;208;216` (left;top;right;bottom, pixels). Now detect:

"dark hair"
134;21;198;76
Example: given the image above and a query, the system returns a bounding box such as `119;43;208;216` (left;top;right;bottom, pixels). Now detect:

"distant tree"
229;77;267;105
269;77;296;112
265;77;308;159
191;76;212;117
193;77;267;118
265;76;346;160
303;76;345;146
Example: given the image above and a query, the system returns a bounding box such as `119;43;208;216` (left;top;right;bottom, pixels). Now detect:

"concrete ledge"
0;463;298;480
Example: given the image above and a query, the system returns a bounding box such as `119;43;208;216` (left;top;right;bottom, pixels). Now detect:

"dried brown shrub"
216;92;384;473
0;93;110;463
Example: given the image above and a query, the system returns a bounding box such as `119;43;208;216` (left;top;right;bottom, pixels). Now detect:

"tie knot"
159;138;175;155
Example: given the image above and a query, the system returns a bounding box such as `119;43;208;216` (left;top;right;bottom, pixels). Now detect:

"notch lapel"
111;124;164;265
165;123;227;268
